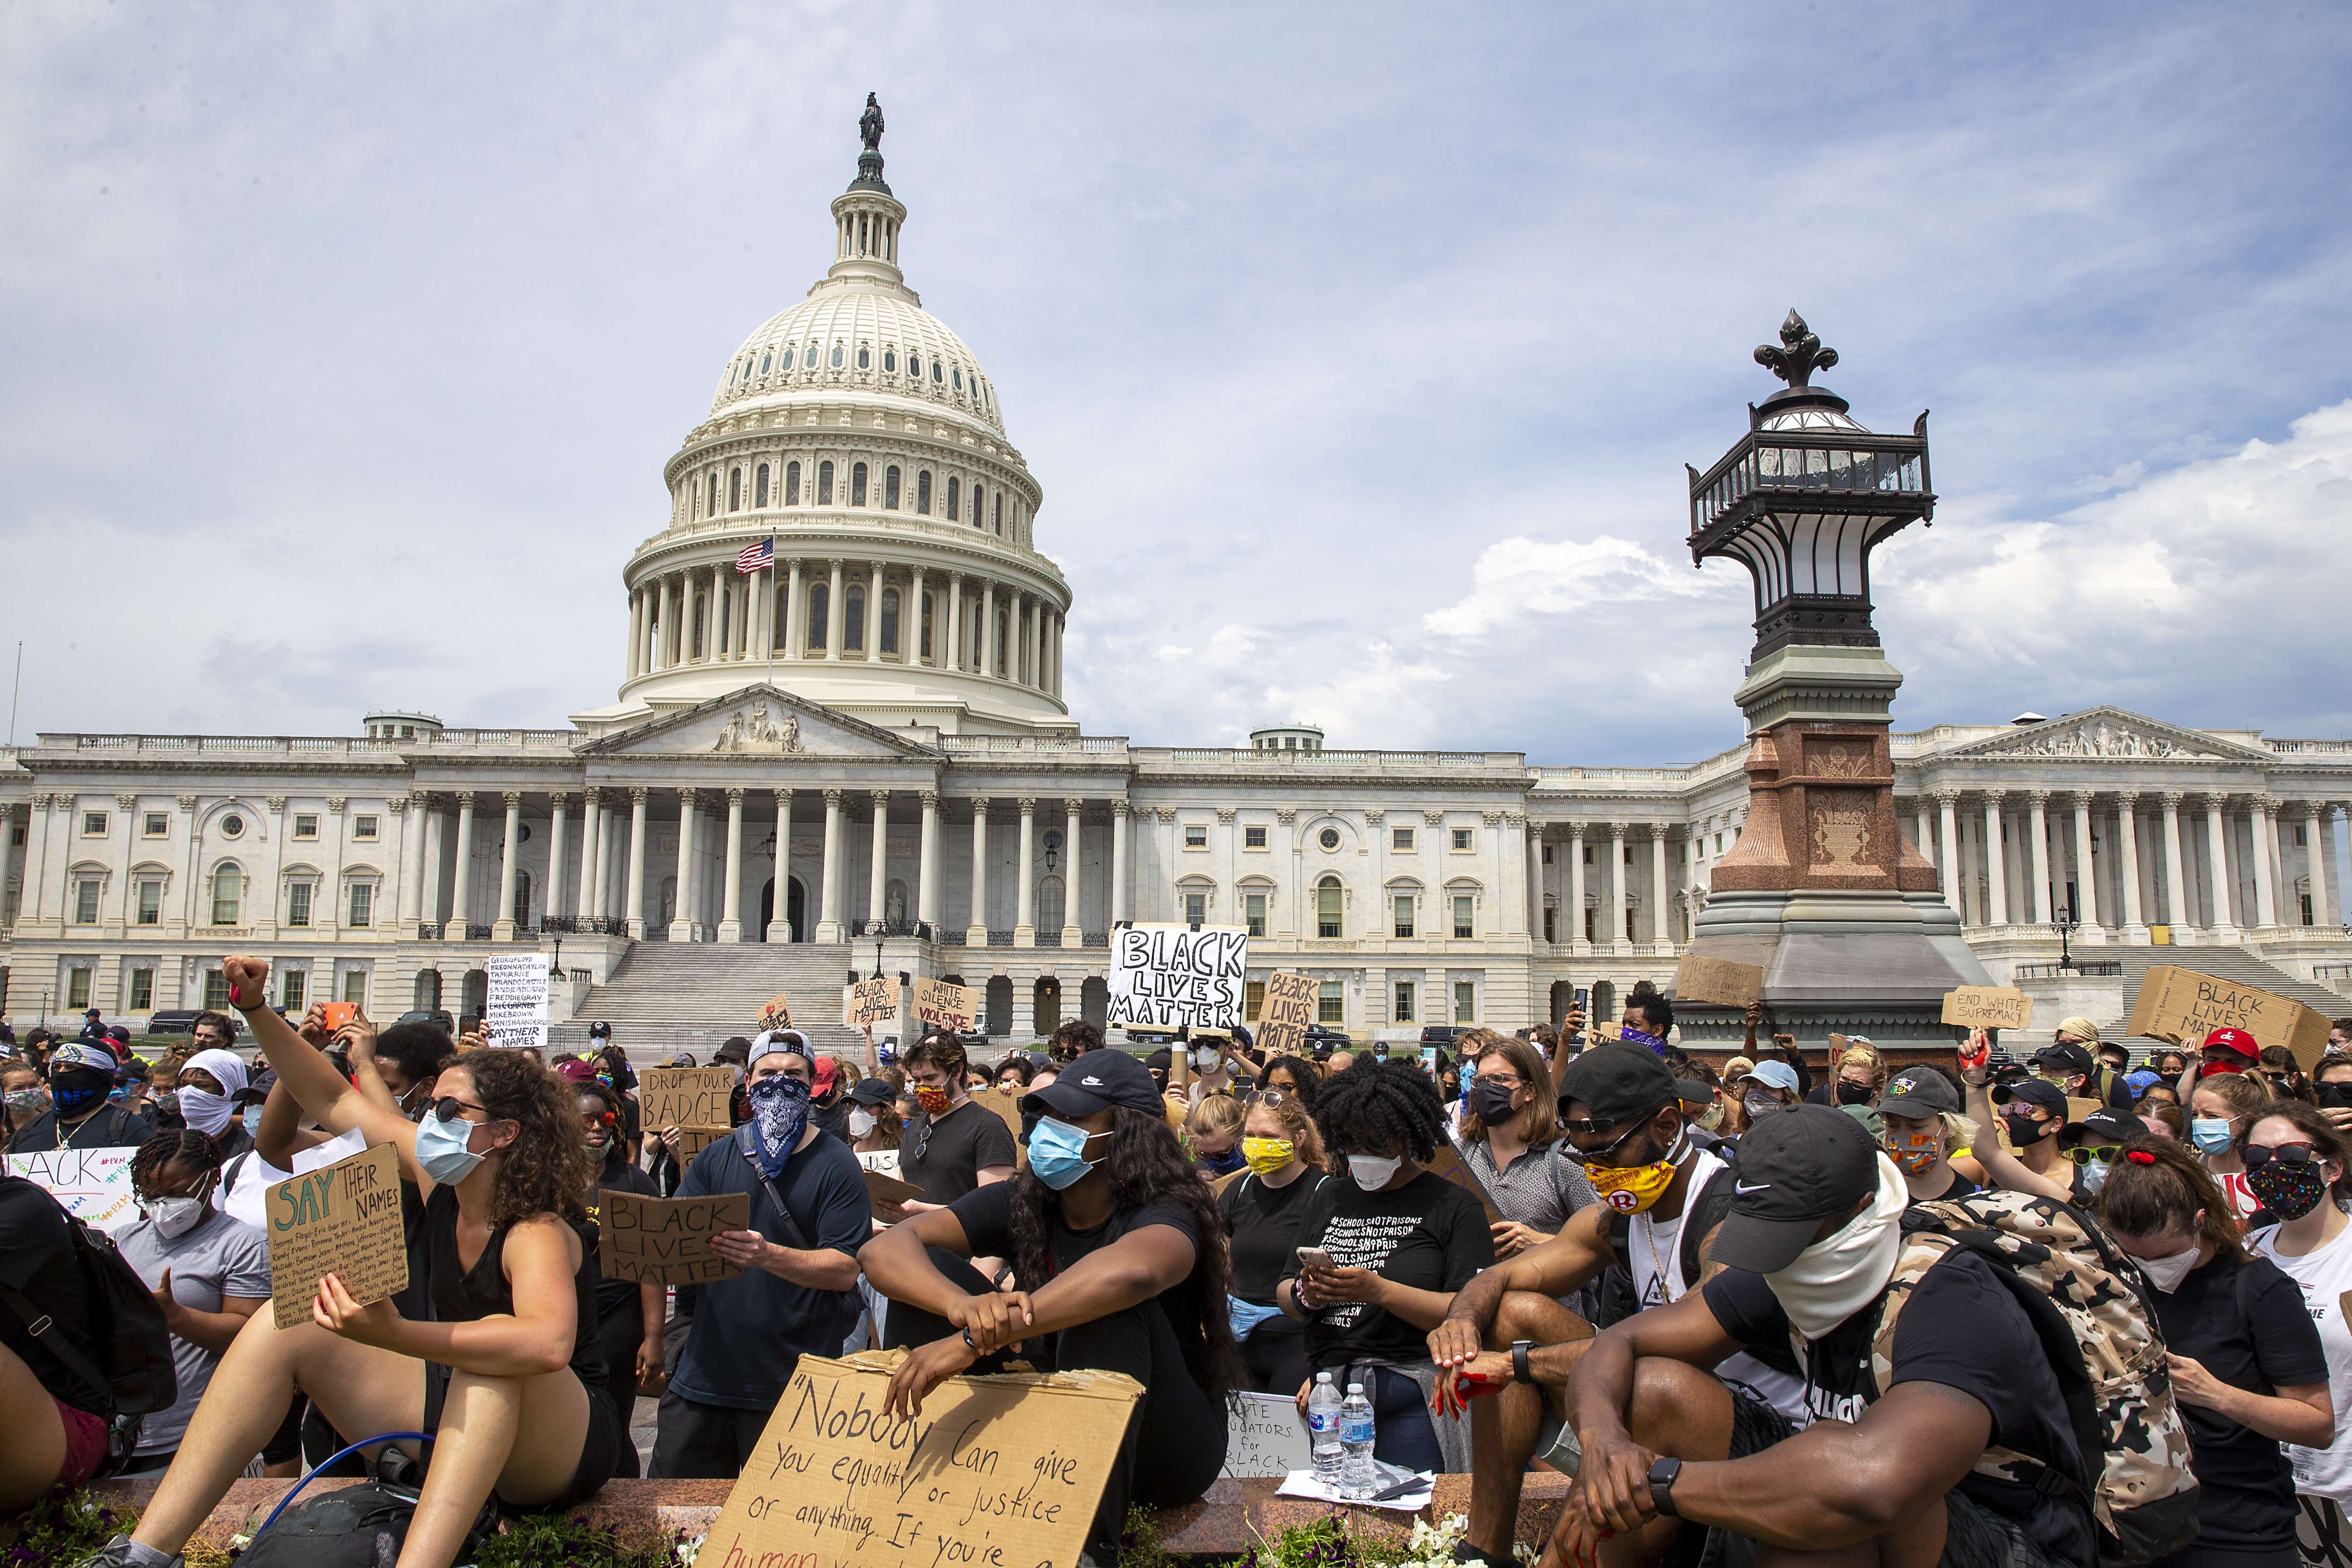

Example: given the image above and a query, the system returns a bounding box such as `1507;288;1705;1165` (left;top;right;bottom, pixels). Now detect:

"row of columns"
1527;821;1692;953
623;557;1065;696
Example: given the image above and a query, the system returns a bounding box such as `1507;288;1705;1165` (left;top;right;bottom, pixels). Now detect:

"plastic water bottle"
1338;1381;1377;1498
1308;1372;1343;1488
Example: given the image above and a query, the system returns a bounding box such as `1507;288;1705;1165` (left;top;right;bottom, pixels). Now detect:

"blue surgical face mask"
242;1104;266;1137
2190;1118;2236;1157
1027;1116;1103;1191
415;1110;488;1185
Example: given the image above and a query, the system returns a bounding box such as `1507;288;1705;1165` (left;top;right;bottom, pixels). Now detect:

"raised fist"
222;956;271;1010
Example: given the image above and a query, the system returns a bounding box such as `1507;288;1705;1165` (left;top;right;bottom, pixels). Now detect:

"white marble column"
767;790;794;942
448;791;476;935
917;792;940;930
1647;824;1669;947
2251;797;2280;929
817;788;844;942
2069;794;2100;932
981;582;998;676
720;788;746;942
1063;798;1085;944
783;560;803;660
945;574;964;673
2305;802;2333;929
967;800;992;944
1014;797;1036;945
867;562;885;660
2024;789;2052;926
1981;791;2008;928
909;567;926;665
1526;821;1545;938
1913;801;1934;868
1935;790;1961;915
544;793;568;928
576;790;602;921
826;561;845;660
398;795;428;927
669;790;699;942
2203;795;2238;937
1567;822;1588;953
2115;794;2146;939
2158;793;2185;929
625;788;649;939
867;791;890;932
1607;822;1628;949
1110;800;1130;924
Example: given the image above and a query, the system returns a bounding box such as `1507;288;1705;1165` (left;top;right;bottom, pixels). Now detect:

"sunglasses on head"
2240;1142;2322;1172
1247;1088;1297;1108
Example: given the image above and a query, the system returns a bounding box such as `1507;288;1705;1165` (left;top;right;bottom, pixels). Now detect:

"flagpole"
766;540;777;693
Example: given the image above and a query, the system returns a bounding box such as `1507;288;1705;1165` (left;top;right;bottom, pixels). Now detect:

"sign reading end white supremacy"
1104;923;1247;1032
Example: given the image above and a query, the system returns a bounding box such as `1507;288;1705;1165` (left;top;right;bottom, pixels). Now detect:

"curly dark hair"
1004;1106;1243;1409
904;1030;968;1083
132;1129;224;1196
1314;1058;1447;1162
1048;1019;1103;1062
452;1049;593;1226
1625;981;1674;1037
1255;1055;1321;1109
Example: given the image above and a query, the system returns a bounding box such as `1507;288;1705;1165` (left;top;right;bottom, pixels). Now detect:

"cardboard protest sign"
975;1085;1029;1171
1254;971;1319;1056
1675;954;1765;1009
598;1190;747;1286
863;1166;923;1206
1105;922;1248;1031
2127;965;2333;1070
676;1125;731;1160
1591;1019;1624;1042
265;1142;408;1329
1223;1391;1314;1479
6;1148;139;1234
1941;986;2033;1032
641;1066;737;1132
483;953;551;1051
913;976;978;1032
843;976;900;1030
697;1351;1142;1568
1426;1142;1504;1224
2067;1097;2102;1125
756;991;795;1031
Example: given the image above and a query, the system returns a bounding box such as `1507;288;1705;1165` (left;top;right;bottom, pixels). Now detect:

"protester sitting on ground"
863;1046;1237;1565
578;1079;663;1445
2190;1068;2275;1226
895;1030;1016;1216
1426;1042;1809;1566
2244;1100;2352;1542
992;1054;1034;1092
650;1041;868;1479
1552;1104;2101;1568
2097;1136;2331;1568
1278;1058;1495;1475
0;1175;116;1515
1219;1086;1329;1396
1874;1066;1979;1201
110;1131;271;1479
87;955;625;1568
1457;1031;1593;1259
9;1042;154;1153
1183;1092;1247;1179
847;1076;904;1179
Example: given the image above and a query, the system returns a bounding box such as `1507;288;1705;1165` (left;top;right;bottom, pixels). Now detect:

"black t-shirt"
901;1098;1017;1207
1934;1172;1979;1200
1219;1169;1330;1305
810;1096;851;1144
7;1103;155;1153
949;1179;1211;1384
1281;1170;1494;1370
0;1177;105;1412
586;1155;663;1318
1703;1249;2096;1568
2151;1253;2326;1549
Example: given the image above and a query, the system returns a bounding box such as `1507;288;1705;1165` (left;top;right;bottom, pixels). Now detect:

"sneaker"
1451;1543;1515;1568
73;1537;182;1568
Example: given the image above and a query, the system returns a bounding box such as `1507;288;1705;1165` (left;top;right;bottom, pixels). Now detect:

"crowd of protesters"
9;980;2352;1568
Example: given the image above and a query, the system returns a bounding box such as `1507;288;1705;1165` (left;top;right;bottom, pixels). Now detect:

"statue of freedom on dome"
860;93;885;152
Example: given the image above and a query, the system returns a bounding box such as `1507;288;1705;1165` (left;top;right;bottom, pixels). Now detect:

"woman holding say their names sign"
80;955;625;1568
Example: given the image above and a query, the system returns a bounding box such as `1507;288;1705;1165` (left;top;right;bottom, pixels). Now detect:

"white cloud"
1422;535;1722;638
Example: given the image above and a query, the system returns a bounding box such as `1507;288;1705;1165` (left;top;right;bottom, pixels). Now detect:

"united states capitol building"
7;115;2351;1047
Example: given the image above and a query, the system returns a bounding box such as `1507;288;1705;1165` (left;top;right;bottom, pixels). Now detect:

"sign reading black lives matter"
1105;921;1248;1031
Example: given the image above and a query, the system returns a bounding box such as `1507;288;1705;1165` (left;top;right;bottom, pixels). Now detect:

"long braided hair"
1004;1104;1244;1408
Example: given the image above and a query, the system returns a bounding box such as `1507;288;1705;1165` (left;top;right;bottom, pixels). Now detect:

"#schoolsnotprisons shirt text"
1282;1170;1495;1368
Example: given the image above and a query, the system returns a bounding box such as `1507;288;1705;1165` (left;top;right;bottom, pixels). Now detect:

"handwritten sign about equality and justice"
843;976;900;1030
6;1148;140;1234
698;1351;1142;1568
641;1067;737;1133
599;1190;747;1287
1104;922;1247;1032
1941;986;2034;1032
266;1141;409;1330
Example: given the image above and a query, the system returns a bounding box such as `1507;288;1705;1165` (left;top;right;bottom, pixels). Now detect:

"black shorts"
1701;1481;2048;1568
422;1361;624;1513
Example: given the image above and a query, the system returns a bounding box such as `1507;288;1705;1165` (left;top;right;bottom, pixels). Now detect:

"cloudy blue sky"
4;3;2349;764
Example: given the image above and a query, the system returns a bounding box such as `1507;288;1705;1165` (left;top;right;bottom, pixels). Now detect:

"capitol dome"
581;105;1074;738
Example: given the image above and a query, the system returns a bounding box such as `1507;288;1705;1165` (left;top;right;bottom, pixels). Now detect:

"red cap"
812;1055;841;1093
554;1060;596;1083
2202;1027;2259;1061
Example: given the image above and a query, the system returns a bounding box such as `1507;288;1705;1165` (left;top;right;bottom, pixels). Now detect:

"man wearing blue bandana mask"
653;1043;871;1480
8;1042;153;1154
861;1046;1233;1567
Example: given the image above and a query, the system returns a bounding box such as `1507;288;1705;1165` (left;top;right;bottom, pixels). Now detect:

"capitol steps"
549;942;863;1062
2112;943;2351;1024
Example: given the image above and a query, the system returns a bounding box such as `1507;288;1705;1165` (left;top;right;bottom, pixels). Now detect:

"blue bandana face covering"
747;1074;811;1178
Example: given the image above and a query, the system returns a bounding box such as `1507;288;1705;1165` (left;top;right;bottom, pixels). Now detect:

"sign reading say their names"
697;1351;1142;1568
641;1067;736;1133
599;1190;747;1286
913;975;978;1032
266;1141;408;1330
842;976;900;1029
1254;971;1319;1056
6;1148;140;1234
483;953;551;1051
1223;1391;1314;1479
1105;922;1247;1031
1941;986;2034;1032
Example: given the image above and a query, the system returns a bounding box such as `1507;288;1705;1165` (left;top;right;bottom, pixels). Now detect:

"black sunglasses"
1560;1119;1652;1167
432;1095;491;1122
2240;1142;2321;1172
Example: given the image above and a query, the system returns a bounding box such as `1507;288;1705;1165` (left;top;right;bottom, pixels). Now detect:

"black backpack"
236;1471;494;1568
0;1199;177;1470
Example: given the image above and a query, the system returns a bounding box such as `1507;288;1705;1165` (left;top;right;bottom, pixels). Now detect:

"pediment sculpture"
1997;721;2202;760
711;703;802;754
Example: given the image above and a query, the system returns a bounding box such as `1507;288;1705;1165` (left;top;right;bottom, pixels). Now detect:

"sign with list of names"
483;953;551;1051
265;1141;409;1330
1105;922;1248;1031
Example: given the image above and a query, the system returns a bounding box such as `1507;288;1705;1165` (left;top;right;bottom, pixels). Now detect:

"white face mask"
1348;1154;1402;1191
147;1193;209;1239
1194;1046;1222;1071
847;1108;878;1140
178;1086;234;1137
1764;1155;1908;1339
2135;1244;2200;1294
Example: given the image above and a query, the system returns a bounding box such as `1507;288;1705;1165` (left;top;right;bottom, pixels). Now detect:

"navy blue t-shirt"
670;1129;873;1410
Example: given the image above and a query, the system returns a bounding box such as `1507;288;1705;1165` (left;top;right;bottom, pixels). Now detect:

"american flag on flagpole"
735;538;774;574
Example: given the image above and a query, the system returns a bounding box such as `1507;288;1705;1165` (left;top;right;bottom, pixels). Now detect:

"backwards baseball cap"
1020;1047;1165;1121
50;1042;117;1076
2202;1028;2259;1063
1746;1059;1801;1096
1874;1065;1959;1118
1711;1104;1880;1273
2030;1042;2093;1077
1557;1042;1678;1125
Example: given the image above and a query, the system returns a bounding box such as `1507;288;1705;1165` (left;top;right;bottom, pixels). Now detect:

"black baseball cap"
849;1077;898;1108
1711;1104;1881;1274
1557;1042;1678;1126
2064;1105;2140;1147
1874;1066;1959;1118
1992;1077;2067;1113
1021;1048;1166;1121
2030;1042;2093;1077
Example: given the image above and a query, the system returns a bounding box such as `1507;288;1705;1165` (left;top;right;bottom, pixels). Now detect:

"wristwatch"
1648;1455;1683;1518
1510;1339;1535;1384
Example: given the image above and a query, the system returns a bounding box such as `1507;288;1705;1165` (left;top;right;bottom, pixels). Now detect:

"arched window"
995;608;1008;674
754;464;770;508
880;587;900;655
806;340;818;368
993;493;1003;534
972;615;984;672
915;471;932;515
728;468;742;511
908;354;922;380
885;465;902;509
210;863;244;926
817;461;834;505
920;592;934;660
806;583;829;650
1317;877;1343;939
781;346;795;371
952;365;963;392
845;585;866;651
931;359;944;384
857;344;870;369
706;473;718;515
785;461;800;505
692;594;706;657
883;348;896;373
971;484;983;527
687;482;697;520
945;476;960;522
851;463;869;506
758;350;771;374
830;342;844;368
